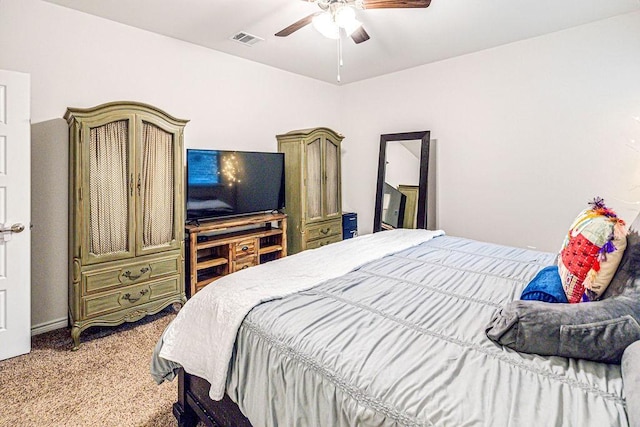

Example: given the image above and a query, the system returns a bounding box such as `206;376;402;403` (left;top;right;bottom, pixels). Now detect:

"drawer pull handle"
320;228;330;235
240;265;250;270
241;246;249;251
122;267;150;281
122;289;148;303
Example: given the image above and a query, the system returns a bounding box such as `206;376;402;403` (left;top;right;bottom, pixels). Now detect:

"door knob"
0;223;25;241
0;223;25;233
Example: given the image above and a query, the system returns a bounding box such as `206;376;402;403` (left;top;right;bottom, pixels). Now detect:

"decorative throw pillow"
557;198;627;302
485;212;640;364
520;266;567;303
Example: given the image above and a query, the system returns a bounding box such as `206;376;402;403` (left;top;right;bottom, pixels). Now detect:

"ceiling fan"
275;0;432;44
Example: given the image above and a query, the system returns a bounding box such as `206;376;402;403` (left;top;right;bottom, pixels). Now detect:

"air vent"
230;32;264;47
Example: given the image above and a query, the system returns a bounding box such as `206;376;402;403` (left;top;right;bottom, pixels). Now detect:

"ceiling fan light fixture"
342;18;363;36
334;5;356;28
312;12;339;39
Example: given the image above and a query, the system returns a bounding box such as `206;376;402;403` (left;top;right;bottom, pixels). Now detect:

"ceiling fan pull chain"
337;36;343;83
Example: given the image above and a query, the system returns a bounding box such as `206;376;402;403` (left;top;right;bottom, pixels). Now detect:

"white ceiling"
43;0;640;85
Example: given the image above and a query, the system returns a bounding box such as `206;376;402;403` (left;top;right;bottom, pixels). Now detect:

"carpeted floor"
0;308;181;427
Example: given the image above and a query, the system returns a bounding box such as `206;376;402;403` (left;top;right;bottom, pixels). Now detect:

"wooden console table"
185;212;287;297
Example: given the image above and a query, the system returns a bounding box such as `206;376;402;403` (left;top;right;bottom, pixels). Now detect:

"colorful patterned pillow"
558;198;627;303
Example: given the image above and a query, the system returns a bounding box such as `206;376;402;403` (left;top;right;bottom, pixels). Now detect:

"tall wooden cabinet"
277;127;344;254
66;101;187;350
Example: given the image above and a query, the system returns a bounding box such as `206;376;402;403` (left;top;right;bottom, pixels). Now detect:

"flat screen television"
186;149;285;221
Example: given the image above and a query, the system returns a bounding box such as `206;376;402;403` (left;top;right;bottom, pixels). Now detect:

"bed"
152;229;639;427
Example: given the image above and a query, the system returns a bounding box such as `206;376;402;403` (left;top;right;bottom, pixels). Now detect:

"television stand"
185;213;287;297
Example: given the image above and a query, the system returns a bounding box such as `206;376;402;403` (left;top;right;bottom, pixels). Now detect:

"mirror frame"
373;131;431;233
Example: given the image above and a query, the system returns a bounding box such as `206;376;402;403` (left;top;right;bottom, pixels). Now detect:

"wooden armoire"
66;101;187;350
277;127;344;255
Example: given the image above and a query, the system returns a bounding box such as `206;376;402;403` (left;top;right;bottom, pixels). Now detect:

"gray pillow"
485;213;640;364
603;213;640;298
485;290;640;363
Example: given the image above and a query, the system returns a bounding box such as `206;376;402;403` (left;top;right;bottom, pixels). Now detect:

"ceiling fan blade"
362;0;431;9
275;12;322;37
351;26;370;44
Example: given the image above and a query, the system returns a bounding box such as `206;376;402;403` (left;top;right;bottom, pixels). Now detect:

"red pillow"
557;198;627;303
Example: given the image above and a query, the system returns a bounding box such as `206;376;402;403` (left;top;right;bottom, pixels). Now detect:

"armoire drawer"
305;219;342;241
82;275;180;318
305;234;342;250
83;254;181;294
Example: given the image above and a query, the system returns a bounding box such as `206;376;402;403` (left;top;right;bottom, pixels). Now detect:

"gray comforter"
220;236;627;426
152;235;630;426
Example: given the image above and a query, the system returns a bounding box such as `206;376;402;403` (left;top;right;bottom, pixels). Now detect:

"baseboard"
31;317;68;336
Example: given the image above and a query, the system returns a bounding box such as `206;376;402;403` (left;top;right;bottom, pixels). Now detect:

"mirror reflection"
373;131;430;233
381;140;421;229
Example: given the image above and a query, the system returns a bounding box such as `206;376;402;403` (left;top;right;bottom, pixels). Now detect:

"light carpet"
0;309;181;427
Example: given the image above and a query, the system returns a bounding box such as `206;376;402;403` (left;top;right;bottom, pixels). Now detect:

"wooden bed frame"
173;368;253;427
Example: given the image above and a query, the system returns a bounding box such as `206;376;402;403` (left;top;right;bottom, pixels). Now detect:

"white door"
0;70;31;361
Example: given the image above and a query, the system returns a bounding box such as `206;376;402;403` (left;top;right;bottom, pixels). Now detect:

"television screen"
186;149;285;221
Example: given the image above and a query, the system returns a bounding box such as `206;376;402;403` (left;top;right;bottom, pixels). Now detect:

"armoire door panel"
138;120;177;253
304;138;323;222
324;137;340;218
82;115;136;265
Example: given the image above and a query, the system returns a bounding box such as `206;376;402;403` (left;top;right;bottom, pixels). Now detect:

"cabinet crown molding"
64;100;189;127
276;127;344;140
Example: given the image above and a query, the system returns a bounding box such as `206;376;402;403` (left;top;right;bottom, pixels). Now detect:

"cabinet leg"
71;326;81;351
172;302;183;313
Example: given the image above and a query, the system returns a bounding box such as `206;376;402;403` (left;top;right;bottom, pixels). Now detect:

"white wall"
340;11;640;252
0;0;341;332
3;0;640;332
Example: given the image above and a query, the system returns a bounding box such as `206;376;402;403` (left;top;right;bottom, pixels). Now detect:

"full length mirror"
373;131;430;232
